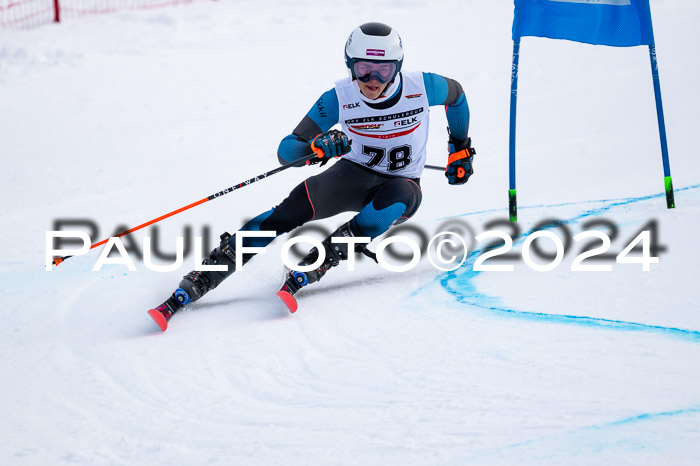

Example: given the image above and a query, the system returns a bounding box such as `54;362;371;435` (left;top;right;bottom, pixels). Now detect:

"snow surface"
2;0;700;464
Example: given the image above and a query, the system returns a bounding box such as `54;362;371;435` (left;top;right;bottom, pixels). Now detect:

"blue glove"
446;136;476;185
309;130;351;166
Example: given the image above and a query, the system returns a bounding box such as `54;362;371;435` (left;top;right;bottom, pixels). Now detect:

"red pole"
54;0;60;22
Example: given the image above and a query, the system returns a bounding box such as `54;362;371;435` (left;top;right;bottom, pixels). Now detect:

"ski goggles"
352;60;398;84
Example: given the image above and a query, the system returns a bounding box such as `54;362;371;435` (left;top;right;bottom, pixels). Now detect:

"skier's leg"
296;177;422;285
176;160;371;304
177;181;316;303
149;183;318;329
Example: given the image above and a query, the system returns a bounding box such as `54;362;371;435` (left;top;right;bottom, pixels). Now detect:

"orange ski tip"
147;309;168;331
276;290;298;313
52;256;64;266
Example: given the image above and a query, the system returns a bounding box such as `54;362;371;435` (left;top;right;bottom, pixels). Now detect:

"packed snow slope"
1;0;699;464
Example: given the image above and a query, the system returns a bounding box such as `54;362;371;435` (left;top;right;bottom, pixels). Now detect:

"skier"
148;22;475;330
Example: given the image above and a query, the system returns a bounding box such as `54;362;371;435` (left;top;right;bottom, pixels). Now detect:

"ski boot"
148;232;238;331
277;222;361;313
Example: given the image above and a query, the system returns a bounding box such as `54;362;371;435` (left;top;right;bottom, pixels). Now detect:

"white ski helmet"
344;22;403;84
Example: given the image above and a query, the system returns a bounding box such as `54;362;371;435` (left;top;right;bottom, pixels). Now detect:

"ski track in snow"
432;183;700;343
413;185;700;464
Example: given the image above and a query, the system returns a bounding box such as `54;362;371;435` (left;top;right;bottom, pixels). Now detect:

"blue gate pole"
508;40;521;221
649;43;675;208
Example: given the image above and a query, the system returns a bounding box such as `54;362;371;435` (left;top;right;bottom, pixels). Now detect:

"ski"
276;268;308;313
149;268;306;330
147;289;190;331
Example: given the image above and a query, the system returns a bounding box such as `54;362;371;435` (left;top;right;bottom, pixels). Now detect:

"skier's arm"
424;72;474;185
423;72;470;141
277;88;341;165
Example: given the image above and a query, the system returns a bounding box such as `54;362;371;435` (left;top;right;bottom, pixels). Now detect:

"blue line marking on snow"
434;183;700;342
502;405;700;451
604;406;700;427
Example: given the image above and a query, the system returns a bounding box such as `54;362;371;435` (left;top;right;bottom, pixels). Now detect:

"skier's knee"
352;178;422;237
351;201;408;239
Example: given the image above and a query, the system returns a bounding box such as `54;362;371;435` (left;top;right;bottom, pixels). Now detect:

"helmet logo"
366;49;385;57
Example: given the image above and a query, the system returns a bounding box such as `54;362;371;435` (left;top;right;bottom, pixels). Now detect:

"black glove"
445;136;476;185
307;130;351;166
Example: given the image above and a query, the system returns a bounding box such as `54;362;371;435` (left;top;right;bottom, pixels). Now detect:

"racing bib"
335;71;430;178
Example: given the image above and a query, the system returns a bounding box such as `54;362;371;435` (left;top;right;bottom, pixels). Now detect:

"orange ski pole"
52;153;319;266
